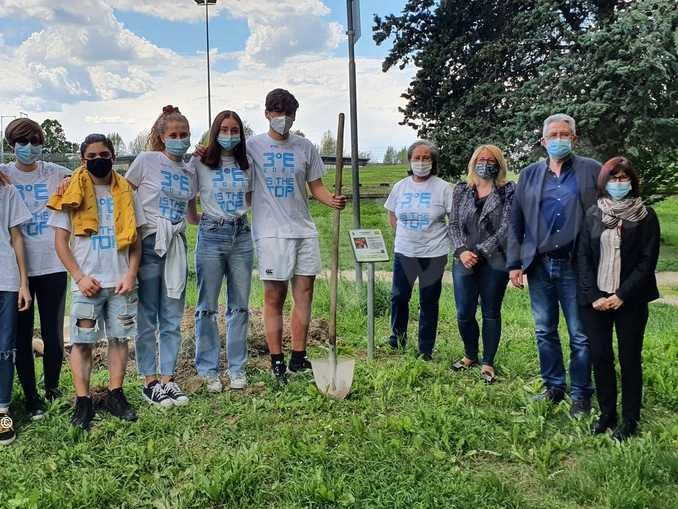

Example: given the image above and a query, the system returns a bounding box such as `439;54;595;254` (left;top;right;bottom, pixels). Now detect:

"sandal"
451;358;479;371
480;365;496;384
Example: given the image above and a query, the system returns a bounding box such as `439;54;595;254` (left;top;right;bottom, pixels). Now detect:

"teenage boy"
48;134;145;430
247;89;347;384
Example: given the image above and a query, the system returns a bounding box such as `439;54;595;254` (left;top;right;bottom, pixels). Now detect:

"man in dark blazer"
507;113;601;416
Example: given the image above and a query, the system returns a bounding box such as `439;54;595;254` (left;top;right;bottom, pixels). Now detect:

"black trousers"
15;272;67;400
580;303;649;421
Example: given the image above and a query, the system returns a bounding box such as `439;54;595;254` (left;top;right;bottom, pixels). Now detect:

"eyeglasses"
84;151;113;160
608;175;630;182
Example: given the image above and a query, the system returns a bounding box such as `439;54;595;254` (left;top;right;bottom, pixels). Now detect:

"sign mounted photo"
348;229;389;263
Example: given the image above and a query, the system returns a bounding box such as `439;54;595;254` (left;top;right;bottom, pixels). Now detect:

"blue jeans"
390;253;447;355
0;291;18;408
135;234;186;377
452;260;508;366
527;256;593;400
195;215;253;377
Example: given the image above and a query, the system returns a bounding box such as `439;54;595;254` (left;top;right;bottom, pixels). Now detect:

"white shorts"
256;237;322;281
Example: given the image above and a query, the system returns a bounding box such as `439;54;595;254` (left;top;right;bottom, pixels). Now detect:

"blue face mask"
164;137;191;157
217;135;240;151
15;143;43;164
545;139;572;160
606;181;632;201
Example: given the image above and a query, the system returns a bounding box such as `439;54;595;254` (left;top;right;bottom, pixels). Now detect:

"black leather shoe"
70;396;94;430
592;413;617;434
532;387;566;404
103;388;138;422
570;399;592;418
612;419;638;441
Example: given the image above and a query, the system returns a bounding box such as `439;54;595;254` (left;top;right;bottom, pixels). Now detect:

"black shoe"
45;387;63;402
570;399;592;418
288;356;312;374
70;396;95;430
0;411;16;445
26;397;47;421
103;388;138;422
143;380;173;407
272;360;288;385
532;387;566;404
418;352;433;362
592;413;618;434
612;419;638;441
388;336;406;350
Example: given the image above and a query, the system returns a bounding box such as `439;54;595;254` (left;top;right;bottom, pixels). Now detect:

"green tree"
374;0;678;199
40;119;78;154
383;146;396;164
128;132;149;155
319;130;337;155
397;146;408;164
108;132;126;156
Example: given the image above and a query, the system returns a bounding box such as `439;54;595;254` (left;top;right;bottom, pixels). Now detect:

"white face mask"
411;160;432;177
270;115;293;136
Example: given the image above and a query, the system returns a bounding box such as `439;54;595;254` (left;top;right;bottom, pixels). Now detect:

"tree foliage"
40;119;78;154
107;132;126;156
320;130;337;155
374;0;678;200
128;132;149;155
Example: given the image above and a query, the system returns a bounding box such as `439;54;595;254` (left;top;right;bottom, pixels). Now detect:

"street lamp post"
195;0;217;128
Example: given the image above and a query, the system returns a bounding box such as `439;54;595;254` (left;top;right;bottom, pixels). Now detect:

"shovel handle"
328;113;344;346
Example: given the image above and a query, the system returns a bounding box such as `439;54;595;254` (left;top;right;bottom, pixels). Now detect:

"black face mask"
86;158;113;178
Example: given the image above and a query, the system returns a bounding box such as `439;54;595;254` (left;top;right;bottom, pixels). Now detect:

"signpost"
349;229;389;360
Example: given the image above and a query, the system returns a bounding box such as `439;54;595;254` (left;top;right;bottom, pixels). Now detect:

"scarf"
596;197;647;294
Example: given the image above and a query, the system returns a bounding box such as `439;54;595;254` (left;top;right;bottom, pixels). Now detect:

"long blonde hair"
466;144;508;186
148;105;190;152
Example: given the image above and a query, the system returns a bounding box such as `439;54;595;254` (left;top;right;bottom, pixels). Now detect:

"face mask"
164;137;191;157
217;135;240;151
606;181;632;201
14;143;43;165
411;161;432;177
545;139;572;160
269;116;293;136
86;158;113;179
474;161;499;180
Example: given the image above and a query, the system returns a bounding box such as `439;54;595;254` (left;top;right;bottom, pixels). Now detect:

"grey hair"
543;113;576;137
407;139;439;175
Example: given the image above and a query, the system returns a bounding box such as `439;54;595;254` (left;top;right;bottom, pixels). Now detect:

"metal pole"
367;262;375;360
346;0;363;285
205;0;212;127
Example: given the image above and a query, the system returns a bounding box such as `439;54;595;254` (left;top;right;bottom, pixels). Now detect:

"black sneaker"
70;396;95;430
45;387;63;402
163;380;189;406
612;419;638;441
532;387;566;404
272;360;288;385
26;397;47;421
103;388;138;421
142;381;173;407
570;399;592;418
592;413;617;435
0;411;16;445
288;356;312;374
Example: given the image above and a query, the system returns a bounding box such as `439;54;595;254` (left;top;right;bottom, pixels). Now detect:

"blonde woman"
450;145;514;383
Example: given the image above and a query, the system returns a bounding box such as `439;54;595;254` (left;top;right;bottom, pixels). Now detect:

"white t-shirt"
384;175;453;258
0;185;32;292
1;161;70;276
125;151;195;238
190;155;251;219
248;133;325;240
48;186;146;290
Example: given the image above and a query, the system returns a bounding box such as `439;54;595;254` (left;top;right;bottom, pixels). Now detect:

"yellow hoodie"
47;166;137;251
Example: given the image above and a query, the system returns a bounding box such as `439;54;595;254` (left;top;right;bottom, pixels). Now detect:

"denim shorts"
71;288;138;344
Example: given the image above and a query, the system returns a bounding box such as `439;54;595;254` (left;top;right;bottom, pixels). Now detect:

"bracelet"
74;275;84;285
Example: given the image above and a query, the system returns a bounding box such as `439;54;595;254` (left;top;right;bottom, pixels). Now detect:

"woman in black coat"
576;156;660;441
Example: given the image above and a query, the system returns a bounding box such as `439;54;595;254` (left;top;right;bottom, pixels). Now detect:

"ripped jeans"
70;289;138;344
0;291;18;409
195;215;253;377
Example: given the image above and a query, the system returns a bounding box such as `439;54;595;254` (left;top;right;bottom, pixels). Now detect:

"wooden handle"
328;113;345;346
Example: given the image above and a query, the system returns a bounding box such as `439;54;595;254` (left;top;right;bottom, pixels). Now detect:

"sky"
0;0;417;161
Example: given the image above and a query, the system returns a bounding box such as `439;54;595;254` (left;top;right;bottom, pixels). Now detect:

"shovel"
312;112;355;400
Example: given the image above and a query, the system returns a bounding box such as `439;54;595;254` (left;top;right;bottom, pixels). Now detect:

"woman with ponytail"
125;105;195;407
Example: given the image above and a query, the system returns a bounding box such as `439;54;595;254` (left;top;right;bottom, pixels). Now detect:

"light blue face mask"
217;135;240;151
606;181;632;201
546;139;572;160
15;143;43;164
164;137;191;157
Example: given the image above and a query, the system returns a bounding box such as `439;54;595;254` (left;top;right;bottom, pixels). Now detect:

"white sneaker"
227;370;247;390
204;376;223;393
162;381;189;406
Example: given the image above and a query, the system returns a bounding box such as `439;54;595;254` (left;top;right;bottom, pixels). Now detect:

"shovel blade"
311;357;355;400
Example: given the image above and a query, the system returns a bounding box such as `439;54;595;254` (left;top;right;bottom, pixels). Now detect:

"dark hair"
4;118;44;147
149;105;190;152
80;134;116;160
597;156;641;198
202;110;249;170
265;88;299;115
